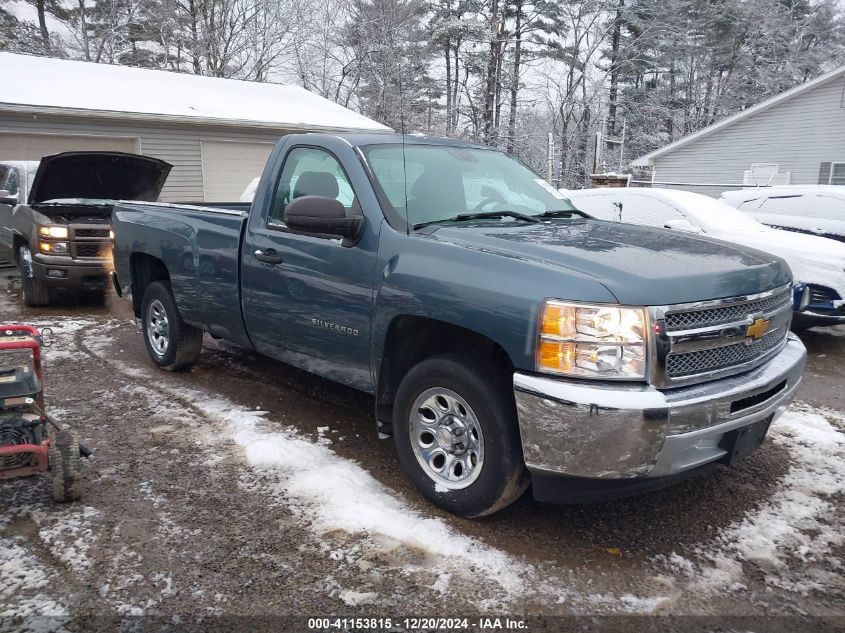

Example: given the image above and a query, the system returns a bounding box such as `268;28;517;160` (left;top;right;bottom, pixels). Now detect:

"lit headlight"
537;301;648;379
38;226;68;239
38;241;68;254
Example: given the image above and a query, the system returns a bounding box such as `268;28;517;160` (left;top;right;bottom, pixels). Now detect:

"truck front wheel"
393;354;529;517
141;281;203;371
19;245;50;307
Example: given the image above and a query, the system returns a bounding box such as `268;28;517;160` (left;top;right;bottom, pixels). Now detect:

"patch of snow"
431;572;451;594
35;506;100;575
0;540;51;600
338;589;379;607
655;403;845;595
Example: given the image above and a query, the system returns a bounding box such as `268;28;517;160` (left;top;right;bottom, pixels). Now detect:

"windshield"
361;144;575;228
676;193;768;233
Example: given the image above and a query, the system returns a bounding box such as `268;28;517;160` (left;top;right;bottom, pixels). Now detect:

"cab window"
269;147;355;225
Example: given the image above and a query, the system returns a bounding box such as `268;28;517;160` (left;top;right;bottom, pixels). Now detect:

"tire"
19;245;50;307
49;429;82;503
392;354;529;517
141;280;203;371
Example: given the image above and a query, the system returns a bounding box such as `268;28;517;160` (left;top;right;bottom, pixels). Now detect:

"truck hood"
28;152;172;205
429;219;792;305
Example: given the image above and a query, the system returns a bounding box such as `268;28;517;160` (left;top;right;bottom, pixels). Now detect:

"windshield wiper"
414;210;541;230
535;209;587;219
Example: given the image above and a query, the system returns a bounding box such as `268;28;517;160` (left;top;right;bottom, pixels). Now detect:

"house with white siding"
0;53;390;202
632;65;845;197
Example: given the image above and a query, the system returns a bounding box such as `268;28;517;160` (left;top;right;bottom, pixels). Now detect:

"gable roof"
632;64;845;167
0;53;391;133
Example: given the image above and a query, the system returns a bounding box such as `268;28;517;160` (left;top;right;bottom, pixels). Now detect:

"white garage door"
0;133;138;161
201;140;274;201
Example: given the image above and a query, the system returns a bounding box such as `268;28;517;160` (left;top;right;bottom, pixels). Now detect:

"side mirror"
283;196;364;244
663;218;702;233
0;193;16;206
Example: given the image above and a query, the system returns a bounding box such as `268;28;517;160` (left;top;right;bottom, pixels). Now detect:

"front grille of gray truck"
650;285;793;388
69;225;111;260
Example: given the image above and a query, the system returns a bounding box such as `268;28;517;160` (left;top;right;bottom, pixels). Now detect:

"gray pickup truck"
111;133;807;517
0;152;170;306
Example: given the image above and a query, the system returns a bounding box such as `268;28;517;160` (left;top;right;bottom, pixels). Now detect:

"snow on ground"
32;506;100;576
144;383;539;602
64;322;659;612
5;314;843;616
0;514;70;629
656;403;845;596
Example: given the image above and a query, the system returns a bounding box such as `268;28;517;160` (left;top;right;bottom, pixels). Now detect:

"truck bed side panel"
112;202;251;346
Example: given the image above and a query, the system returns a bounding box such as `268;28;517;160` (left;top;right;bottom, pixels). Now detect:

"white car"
564;187;845;329
239;177;260;203
720;186;845;243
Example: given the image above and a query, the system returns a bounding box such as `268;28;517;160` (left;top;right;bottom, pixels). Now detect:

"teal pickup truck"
111;133;807;517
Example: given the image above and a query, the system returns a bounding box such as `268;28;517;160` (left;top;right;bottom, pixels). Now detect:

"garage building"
0;53;390;202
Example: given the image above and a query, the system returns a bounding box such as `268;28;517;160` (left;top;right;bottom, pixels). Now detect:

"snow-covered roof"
632;64;845;167
720;185;845;204
0;53;392;133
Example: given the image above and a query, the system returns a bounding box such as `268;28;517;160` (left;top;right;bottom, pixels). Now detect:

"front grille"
75;243;106;258
664;289;792;331
74;228;110;238
666;328;784;378
808;285;840;304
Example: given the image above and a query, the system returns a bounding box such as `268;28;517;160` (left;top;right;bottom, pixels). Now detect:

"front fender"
370;226;618;375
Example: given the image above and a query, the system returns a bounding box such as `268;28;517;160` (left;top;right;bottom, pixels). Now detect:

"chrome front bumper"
513;333;807;484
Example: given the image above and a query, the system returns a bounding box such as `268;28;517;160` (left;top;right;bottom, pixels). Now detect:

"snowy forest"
2;0;845;186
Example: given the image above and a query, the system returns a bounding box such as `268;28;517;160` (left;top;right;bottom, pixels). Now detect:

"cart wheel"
49;430;82;503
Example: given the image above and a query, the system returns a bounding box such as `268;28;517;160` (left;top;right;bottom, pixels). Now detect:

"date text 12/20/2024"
307;617;528;630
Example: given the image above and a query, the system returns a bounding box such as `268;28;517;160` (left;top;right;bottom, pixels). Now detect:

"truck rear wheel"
392;354;529;517
19;245;50;307
141;280;203;371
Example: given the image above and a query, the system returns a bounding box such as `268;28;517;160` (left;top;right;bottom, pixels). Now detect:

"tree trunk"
188;0;201;73
445;42;452;133
607;0;623;138
483;0;500;144
35;0;50;51
506;1;522;153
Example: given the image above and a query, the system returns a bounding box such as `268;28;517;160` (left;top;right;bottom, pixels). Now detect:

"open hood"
28;152;172;204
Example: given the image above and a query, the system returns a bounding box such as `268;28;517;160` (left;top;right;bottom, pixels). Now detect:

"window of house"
818;162;845;185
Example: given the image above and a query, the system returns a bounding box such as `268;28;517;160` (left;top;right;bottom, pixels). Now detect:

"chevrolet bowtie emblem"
746;317;770;340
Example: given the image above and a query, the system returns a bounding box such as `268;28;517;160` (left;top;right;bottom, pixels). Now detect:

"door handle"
254;248;284;264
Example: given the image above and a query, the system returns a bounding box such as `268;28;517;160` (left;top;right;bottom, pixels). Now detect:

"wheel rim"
409;387;485;490
146;299;170;357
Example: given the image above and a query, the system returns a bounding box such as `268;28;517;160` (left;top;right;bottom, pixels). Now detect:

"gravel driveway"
1;271;843;632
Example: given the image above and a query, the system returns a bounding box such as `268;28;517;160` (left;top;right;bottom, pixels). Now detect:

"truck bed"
111;200;252;346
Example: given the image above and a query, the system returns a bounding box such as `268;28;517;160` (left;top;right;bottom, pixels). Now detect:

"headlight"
39;241;68;254
38;226;68;239
537;301;648;379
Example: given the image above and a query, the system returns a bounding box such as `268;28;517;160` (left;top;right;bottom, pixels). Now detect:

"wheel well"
375;316;514;436
129;253;170;317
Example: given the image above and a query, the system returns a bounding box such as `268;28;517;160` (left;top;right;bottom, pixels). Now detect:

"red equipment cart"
0;324;84;502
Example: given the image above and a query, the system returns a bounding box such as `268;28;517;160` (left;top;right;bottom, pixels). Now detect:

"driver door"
241;145;378;392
